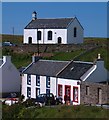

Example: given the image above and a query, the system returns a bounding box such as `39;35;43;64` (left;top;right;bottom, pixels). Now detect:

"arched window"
28;37;32;44
48;31;52;40
37;31;41;40
74;27;77;37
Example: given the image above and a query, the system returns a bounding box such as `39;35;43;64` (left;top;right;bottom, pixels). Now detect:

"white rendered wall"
67;18;83;44
58;78;80;105
1;57;20;93
21;74;27;100
50;77;57;96
22;74;57;100
24;29;67;44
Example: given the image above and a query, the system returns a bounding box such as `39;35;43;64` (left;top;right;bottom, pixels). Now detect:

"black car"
36;93;63;105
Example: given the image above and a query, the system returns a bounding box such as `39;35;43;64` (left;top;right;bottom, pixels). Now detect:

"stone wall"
80;81;109;105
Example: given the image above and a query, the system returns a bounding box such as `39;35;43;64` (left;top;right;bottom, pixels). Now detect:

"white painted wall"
58;78;80;105
40;76;46;94
67;18;83;44
22;74;57;100
1;56;20;93
21;74;27;100
24;29;67;44
50;77;57;96
86;61;108;83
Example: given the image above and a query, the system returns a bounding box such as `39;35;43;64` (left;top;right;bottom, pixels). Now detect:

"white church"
23;11;84;44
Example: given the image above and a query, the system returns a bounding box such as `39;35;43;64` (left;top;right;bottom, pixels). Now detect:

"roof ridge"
35;17;74;20
39;59;70;63
56;60;73;76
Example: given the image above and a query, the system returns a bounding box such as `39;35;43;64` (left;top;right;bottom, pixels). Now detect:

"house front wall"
67;18;83;44
22;74;57;100
58;78;80;105
24;29;67;44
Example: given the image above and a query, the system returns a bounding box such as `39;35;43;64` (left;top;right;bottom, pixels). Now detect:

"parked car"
4;98;18;106
22;93;63;107
2;42;16;46
36;93;63;106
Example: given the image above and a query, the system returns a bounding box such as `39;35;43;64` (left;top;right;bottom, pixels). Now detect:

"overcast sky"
2;2;107;38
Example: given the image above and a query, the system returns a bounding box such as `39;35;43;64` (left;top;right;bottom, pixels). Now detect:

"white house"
23;11;84;44
21;54;108;105
0;56;21;97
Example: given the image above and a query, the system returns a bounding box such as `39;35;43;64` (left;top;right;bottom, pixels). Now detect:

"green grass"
2;104;109;118
1;34;23;44
47;50;85;61
77;47;109;70
1;34;109;70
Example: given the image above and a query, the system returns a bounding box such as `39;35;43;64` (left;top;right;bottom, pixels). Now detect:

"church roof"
24;18;74;29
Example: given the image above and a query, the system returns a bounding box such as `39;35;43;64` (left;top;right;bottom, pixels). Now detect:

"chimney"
32;11;37;20
3;56;11;63
98;53;101;60
32;54;41;63
96;53;104;68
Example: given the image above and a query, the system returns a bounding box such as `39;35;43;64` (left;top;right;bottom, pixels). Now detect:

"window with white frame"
27;87;31;98
46;76;50;88
46;89;50;94
36;75;40;86
58;84;62;97
48;31;52;40
27;74;31;85
37;31;41;40
73;86;78;102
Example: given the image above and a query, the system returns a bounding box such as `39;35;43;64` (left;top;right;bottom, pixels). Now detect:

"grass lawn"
2;104;109;118
46;50;85;61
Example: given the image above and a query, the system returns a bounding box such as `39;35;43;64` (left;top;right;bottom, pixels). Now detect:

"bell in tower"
32;11;37;20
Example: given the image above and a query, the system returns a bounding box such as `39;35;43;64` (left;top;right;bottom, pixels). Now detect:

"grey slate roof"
23;60;69;77
25;18;74;29
23;60;93;80
58;61;93;80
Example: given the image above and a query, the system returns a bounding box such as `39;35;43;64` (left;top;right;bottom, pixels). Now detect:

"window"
73;86;78;102
46;89;50;94
48;31;52;40
27;74;31;85
46;76;50;88
27;87;31;98
58;84;62;97
86;86;89;95
36;75;40;86
74;27;77;37
36;88;40;97
37;31;41;40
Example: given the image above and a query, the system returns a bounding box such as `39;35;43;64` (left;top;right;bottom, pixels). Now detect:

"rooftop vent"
70;67;74;71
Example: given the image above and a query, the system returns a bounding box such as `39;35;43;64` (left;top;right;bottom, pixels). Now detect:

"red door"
64;85;71;102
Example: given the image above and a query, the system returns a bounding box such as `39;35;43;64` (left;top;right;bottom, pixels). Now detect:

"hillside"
1;34;109;70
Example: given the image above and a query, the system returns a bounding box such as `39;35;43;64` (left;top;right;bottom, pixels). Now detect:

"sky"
2;2;107;38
